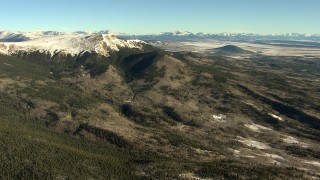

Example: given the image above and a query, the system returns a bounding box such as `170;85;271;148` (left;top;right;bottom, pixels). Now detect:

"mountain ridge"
2;30;320;43
0;32;145;57
130;31;320;41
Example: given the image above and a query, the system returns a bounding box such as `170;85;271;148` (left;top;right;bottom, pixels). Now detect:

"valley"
150;39;320;57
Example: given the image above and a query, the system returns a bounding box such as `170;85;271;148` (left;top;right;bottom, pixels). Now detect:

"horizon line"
1;29;320;36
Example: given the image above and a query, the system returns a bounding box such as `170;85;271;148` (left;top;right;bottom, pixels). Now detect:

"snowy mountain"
155;31;194;36
0;30;70;42
1;30;319;57
0;31;30;42
129;31;320;41
0;31;145;57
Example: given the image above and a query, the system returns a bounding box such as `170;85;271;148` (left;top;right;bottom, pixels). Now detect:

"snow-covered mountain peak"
133;31;320;41
172;31;193;36
0;32;145;57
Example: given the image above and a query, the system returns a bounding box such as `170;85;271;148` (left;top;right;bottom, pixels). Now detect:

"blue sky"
0;0;319;34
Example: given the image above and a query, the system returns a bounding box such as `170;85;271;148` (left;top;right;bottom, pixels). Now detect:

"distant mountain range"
128;31;320;41
1;30;320;43
0;30;320;42
1;30;319;58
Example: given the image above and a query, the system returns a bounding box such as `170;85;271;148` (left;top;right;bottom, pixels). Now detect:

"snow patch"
212;114;227;122
282;135;309;148
243;155;255;158
194;148;212;154
229;148;240;154
268;113;284;121
237;136;270;149
228;148;241;158
264;153;284;160
179;173;209;180
245;123;272;132
303;160;320;167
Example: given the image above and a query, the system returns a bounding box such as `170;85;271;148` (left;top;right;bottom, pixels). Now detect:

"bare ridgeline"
0;31;319;179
